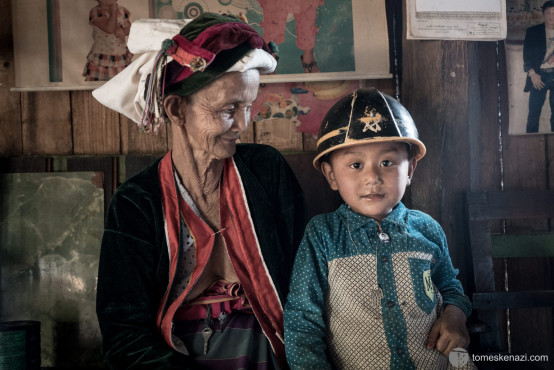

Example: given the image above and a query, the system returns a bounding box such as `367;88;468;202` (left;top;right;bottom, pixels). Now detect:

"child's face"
321;141;417;221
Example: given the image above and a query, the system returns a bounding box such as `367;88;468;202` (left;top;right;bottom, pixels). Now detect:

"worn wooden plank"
467;42;482;192
549;134;554;183
21;91;73;155
507;256;554;361
0;76;21;157
120;116;168;155
402;40;444;216
0;157;49;173
255;117;303;152
72;90;120;155
402;39;472;287
468;42;504;192
468;40;510;352
472;291;554;310
504;137;548;189
467;190;554;220
0;0;22;157
501;76;554;360
468;219;495;293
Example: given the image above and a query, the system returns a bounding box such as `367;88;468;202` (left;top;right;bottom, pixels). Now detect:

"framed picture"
506;0;554;135
11;0;390;91
0;171;105;367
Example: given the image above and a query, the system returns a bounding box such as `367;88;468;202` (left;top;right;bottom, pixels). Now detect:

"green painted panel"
491;233;554;258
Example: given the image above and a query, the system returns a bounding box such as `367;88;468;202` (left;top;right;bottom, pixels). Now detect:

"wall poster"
506;0;554;135
11;0;390;91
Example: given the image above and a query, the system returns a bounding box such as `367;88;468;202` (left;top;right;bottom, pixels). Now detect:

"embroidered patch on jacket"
423;269;434;301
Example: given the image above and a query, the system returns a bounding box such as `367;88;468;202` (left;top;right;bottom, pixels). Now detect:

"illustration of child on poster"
83;0;133;81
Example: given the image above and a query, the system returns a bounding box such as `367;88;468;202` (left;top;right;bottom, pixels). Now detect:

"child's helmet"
313;88;426;170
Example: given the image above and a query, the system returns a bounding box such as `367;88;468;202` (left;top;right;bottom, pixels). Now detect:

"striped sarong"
173;281;281;369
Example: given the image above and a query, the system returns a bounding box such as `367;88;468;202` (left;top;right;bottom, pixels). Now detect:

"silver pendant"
378;232;390;243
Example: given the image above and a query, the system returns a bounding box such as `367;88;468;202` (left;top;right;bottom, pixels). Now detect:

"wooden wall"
1;0;553;367
402;32;554;365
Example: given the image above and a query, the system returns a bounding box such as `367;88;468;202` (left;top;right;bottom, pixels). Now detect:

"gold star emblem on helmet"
359;107;386;133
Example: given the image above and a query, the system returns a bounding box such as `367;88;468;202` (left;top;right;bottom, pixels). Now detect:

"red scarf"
155;151;286;363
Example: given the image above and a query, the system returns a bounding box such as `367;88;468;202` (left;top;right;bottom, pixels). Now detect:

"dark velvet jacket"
96;144;307;369
524;23;547;92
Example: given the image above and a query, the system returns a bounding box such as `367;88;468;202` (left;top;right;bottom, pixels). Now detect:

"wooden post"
0;0;22;157
401;37;472;287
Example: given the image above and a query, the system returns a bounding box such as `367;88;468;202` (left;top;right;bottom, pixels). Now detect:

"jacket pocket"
408;257;436;315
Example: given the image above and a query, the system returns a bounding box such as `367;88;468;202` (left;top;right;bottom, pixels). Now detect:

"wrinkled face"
321;141;417;221
183;69;260;160
545;7;554;29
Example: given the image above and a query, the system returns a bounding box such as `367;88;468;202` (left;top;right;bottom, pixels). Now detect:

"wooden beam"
401;36;472;286
473;291;554;310
0;0;22;157
467;190;554;220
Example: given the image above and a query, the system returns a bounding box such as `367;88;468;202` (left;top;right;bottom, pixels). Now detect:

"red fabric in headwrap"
166;22;269;87
193;22;265;52
170;34;216;67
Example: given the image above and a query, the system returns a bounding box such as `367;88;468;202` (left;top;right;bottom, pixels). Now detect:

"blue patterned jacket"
284;202;471;369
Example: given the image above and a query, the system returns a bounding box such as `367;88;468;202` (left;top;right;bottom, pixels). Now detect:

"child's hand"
426;304;469;355
115;28;125;41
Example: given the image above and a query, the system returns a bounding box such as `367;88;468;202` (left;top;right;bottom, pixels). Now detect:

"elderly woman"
93;13;307;369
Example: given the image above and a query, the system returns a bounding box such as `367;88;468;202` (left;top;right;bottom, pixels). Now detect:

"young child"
284;88;472;369
83;0;132;81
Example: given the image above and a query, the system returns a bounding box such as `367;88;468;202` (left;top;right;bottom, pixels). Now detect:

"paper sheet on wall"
407;0;507;40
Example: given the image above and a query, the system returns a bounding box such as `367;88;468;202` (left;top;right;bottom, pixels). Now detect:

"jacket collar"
337;201;408;232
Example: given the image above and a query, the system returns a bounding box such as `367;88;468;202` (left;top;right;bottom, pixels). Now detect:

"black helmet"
313;88;426;170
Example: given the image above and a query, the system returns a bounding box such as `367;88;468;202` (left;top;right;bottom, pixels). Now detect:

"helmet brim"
313;136;426;171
